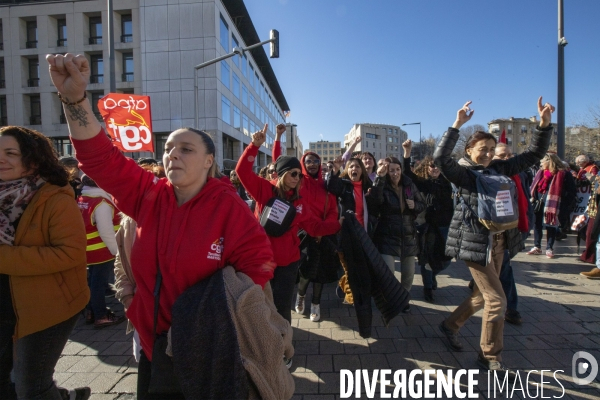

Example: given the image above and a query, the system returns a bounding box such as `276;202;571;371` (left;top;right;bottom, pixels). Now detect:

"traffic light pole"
194;31;279;129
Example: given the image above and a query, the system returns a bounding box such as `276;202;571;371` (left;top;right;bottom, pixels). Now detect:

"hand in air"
46;53;90;101
252;124;268;147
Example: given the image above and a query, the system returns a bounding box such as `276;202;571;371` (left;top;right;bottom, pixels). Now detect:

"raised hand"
402;140;412;157
354;136;362;144
452;101;474;130
252;123;268;147
406;199;415;209
332;155;343;173
537;97;555;128
376;163;388;177
46;53;90;101
275;123;286;140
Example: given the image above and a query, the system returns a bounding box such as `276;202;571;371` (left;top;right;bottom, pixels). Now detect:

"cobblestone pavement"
56;235;600;399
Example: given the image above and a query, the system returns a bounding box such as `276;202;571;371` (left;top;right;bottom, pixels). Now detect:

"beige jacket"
113;214;137;334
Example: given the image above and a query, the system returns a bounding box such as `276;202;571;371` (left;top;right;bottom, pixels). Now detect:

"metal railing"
88;36;102;45
121;34;133;43
57;38;67;47
121;72;134;82
90;74;104;84
25;40;37;49
27;78;39;87
29;115;41;125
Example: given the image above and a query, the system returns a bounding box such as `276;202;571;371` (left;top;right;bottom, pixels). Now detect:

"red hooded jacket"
73;130;276;361
236;143;341;266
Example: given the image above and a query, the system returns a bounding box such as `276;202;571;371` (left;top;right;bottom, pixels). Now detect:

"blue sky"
244;0;600;146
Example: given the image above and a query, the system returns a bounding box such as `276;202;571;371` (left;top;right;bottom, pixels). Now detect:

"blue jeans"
0;313;79;399
421;226;451;290
533;208;556;250
87;260;115;319
499;249;518;312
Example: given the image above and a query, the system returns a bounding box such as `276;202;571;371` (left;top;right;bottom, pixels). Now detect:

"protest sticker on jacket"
98;94;153;152
570;183;592;230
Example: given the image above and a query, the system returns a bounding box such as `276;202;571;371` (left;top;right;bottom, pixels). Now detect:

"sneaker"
580;268;600;279
505;309;522;325
477;355;517;380
59;387;91;400
439;321;463;351
423;288;434;303
546;249;554;258
284;357;293;369
295;294;305;314
93;313;125;329
310;304;320;322
526;247;542;255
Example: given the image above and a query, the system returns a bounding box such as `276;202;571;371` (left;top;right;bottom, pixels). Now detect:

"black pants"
297;277;324;305
270;260;300;324
137;350;185;400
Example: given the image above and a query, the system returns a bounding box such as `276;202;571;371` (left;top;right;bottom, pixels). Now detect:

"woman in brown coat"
0;126;90;399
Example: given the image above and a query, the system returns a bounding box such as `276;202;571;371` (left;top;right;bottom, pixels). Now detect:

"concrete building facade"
343;123;407;162
488;116;557;155
283;122;303;159
307;140;342;163
0;0;289;170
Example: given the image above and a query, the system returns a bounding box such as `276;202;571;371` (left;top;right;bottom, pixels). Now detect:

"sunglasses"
288;171;302;178
268;169;276;174
304;160;320;165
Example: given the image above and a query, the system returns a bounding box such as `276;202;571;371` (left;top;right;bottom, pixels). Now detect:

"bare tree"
450;124;487;158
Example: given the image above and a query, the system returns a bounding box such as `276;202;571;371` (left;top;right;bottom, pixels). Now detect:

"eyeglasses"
268;169;276;174
289;171;302;178
304;160;320;165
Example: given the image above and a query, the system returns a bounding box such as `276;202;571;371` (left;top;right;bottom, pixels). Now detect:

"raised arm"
272;123;285;161
325;156;346;197
342;136;362;166
401;140;424;183
236;124;275;205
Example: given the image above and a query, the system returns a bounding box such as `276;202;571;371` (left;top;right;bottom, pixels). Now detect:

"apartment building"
488;116;557;155
343;123;407;161
307;140;342;163
0;0;289;170
283;122;303;159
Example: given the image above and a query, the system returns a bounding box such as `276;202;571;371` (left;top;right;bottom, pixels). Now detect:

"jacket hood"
301;151;323;185
458;156;486;170
33;182;74;204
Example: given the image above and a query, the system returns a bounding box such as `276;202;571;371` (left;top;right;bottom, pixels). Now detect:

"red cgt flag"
499;129;507;144
98;93;154;152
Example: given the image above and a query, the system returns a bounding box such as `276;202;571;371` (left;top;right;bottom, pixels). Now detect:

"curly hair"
0;126;68;186
413;155;435;180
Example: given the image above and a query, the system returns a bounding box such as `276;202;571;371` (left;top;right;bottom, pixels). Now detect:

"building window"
232;73;240;99
52;137;73;156
366;133;377;139
90;55;103;83
241;54;247;77
219;15;228;51
221;95;231;125
0;22;3;51
254;72;260;94
27;58;39;87
520;125;527;134
260;82;265;102
233;106;240;130
507;124;512;135
122;52;134;82
220;61;230;89
26;21;37;48
242;113;249;135
57;19;67;47
0;96;6;126
223;135;235;160
121;14;133;43
249;64;254;88
29;95;41;125
91;92;103;121
242;85;248;106
232;35;239;67
154;133;169;160
249;120;255;134
0;60;5;89
388;137;393;143
489;124;500;134
249;94;254;115
89;17;102;45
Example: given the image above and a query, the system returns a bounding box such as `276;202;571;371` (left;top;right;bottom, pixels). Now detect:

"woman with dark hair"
402;143;454;302
47;53;276;398
527;153;576;258
434;98;554;377
370;157;425;312
236;125;342;329
0;126;91;399
59;155;83;197
360;152;377;182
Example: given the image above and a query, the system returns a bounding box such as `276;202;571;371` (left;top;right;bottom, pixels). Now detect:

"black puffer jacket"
433;125;552;267
403;158;454;227
369;175;425;258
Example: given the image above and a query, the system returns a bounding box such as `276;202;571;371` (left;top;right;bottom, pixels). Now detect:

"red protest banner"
98;93;154;152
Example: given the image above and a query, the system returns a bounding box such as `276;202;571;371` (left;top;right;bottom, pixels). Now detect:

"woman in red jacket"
236;125;342;327
47;53;276;399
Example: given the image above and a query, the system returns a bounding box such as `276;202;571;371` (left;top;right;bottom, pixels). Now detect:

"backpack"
457;169;519;232
260;196;297;237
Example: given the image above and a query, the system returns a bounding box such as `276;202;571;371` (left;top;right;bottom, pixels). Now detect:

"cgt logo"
572;351;598;385
207;238;224;261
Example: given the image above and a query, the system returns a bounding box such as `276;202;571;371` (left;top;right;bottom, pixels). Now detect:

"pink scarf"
0;176;45;245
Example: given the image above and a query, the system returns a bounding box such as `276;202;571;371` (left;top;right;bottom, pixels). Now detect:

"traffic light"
270;30;279;58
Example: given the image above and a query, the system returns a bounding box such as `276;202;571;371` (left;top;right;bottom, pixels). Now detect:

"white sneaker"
310;303;320;322
295;294;305;314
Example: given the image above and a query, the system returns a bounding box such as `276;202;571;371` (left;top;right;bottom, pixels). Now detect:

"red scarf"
511;174;529;233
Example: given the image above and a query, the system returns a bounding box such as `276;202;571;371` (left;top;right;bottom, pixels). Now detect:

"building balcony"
122;72;134;82
27;78;40;87
121;34;133;43
90;74;104;84
29;115;41;125
57;39;67;47
89;37;102;45
25;40;37;49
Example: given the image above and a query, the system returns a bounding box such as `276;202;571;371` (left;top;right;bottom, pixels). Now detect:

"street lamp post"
557;0;567;159
402;122;421;160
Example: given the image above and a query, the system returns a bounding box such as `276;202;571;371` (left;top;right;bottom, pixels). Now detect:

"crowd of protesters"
1;51;598;398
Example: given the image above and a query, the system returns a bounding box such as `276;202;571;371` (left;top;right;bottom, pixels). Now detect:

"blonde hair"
275;170;300;201
542;153;566;174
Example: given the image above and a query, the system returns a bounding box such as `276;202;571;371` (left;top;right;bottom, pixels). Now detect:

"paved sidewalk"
56;235;600;399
